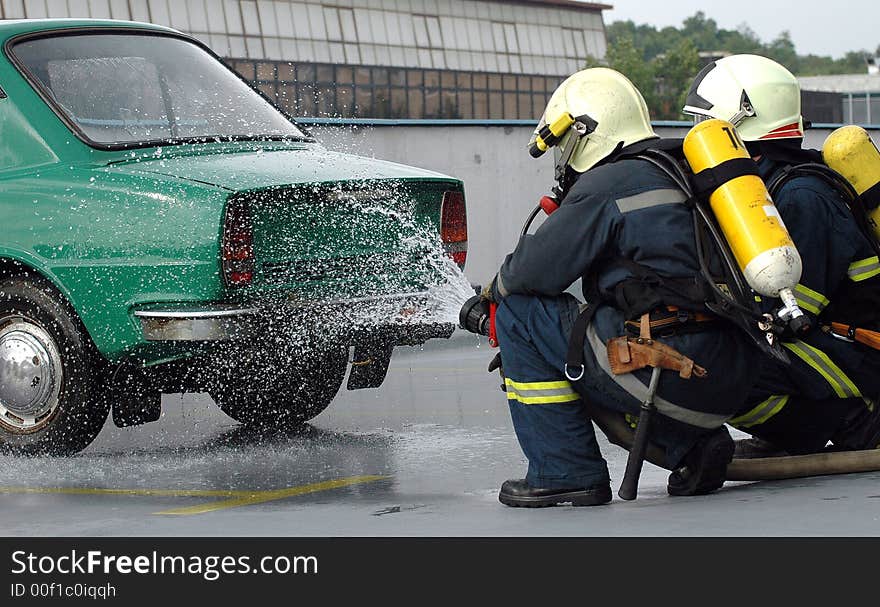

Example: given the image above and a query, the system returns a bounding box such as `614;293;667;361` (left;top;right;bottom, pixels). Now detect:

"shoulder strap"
634;148;790;363
767;162;880;256
766;162;856;200
691;158;761;200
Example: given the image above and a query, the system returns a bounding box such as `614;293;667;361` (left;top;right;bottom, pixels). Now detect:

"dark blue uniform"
491;153;760;490
735;157;880;453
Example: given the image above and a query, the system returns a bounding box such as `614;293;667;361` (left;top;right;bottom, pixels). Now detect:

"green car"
0;19;467;455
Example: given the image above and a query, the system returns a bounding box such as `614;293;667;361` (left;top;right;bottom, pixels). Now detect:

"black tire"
0;277;109;455
209;345;348;428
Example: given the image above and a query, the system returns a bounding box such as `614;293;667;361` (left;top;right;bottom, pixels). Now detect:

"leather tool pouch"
607;313;708;379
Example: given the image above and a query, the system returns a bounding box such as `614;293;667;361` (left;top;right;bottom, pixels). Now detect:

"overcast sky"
601;0;878;59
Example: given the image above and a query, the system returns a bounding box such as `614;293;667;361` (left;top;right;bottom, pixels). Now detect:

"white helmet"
683;54;804;141
529;67;657;176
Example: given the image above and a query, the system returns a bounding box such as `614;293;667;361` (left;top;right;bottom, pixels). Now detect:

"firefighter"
683;54;880;456
482;68;762;507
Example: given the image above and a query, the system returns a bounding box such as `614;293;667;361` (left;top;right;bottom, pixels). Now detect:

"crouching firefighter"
684;54;880;456
467;68;770;508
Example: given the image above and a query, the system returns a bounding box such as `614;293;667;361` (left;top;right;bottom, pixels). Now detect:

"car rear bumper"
133;292;456;346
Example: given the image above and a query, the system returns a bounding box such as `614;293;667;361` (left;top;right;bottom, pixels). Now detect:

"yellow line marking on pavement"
0;475;389;516
155;476;388;516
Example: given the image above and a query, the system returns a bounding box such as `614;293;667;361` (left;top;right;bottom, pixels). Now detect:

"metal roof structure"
0;1;611;120
486;0;613;10
799;74;880;93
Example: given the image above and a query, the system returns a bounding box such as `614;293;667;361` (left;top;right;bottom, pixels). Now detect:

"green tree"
765;31;798;70
607;35;657;106
680;11;719;52
604;10;871;77
591;11;877;121
723;24;763;54
842;51;870;73
585;35;698;120
654;39;700;119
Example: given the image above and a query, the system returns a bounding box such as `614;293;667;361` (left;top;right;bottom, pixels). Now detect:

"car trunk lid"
109;144;464;302
240;180;454;300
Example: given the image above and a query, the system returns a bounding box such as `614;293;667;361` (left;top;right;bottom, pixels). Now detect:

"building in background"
800;73;880;125
0;0;610;119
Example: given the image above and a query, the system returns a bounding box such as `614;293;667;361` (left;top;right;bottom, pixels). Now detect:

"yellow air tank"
683;119;803;298
822;125;880;239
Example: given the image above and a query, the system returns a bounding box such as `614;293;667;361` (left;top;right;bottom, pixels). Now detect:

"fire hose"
583;394;880;482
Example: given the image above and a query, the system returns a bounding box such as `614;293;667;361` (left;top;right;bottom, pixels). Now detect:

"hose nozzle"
459;295;491;336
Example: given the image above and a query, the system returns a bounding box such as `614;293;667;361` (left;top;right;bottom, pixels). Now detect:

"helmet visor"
554;129;584;174
552;135;564;168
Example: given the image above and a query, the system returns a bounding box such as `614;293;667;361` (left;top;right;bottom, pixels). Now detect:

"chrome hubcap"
0;317;62;431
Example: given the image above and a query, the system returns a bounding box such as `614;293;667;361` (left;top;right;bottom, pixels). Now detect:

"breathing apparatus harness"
762;148;880;342
765;158;880;257
636;148;788;347
523;134;794;382
534;133;795;502
468;116;798;373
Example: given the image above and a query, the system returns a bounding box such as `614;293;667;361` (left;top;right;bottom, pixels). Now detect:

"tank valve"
776;288;811;335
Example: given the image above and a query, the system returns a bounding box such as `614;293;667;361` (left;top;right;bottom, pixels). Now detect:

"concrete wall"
305;121;880;283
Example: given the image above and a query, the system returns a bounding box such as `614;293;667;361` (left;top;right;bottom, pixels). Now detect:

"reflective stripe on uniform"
615;188;688;214
495;272;509;298
848;256;880;282
729;395;790;429
586;323;731;428
782;340;861;398
505;378;581;405
793;283;829;316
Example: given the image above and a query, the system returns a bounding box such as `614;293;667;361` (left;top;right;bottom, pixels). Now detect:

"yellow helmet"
683;54;804;141
529;68;657;175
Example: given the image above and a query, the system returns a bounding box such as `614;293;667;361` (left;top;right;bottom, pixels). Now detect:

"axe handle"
618;366;662;501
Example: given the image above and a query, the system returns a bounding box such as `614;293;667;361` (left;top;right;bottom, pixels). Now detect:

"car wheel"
210;345;348;428
0;277;109;455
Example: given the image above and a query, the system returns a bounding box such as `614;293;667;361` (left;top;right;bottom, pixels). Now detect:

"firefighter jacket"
490;151;761;425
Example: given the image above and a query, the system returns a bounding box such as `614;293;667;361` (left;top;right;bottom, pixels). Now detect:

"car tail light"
221;199;254;287
441;190;467;269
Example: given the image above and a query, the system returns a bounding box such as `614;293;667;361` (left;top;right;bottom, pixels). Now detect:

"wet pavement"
1;333;879;537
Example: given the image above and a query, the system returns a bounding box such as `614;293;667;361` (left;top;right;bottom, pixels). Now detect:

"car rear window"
11;31;306;147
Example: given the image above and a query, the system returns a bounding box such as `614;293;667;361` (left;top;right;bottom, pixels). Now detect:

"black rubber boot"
667;427;734;496
733;437;789;459
831;405;880;451
498;479;612;508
